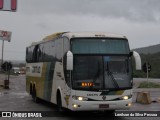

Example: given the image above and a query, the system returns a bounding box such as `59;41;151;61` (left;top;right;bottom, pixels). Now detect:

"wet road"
0;75;159;120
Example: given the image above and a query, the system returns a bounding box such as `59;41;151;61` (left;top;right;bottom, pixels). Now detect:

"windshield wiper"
92;69;100;87
92;62;101;88
106;62;119;89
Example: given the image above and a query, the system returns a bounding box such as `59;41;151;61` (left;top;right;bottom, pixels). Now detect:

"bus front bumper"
69;99;132;111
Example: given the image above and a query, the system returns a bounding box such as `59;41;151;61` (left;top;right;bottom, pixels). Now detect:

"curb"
133;88;160;93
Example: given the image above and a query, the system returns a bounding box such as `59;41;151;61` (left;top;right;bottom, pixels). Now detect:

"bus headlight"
128;102;132;107
72;96;88;101
78;97;83;101
123;96;129;100
121;95;132;100
73;104;78;108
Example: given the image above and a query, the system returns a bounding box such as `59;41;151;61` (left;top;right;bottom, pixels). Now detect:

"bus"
26;32;141;112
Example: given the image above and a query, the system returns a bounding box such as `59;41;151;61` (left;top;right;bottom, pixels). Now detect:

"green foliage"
133;52;160;78
138;81;160;88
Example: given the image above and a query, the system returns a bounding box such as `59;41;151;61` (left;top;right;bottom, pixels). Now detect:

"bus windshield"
71;38;132;90
72;38;130;54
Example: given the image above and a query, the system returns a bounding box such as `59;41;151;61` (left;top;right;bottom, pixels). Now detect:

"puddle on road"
10;92;29;96
0;91;9;96
0;91;29;98
4;92;9;94
11;92;30;98
18;96;25;98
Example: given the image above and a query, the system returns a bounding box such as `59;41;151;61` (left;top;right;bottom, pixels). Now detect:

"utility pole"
146;62;149;88
1;40;4;65
142;62;151;88
0;31;12;66
0;0;17;66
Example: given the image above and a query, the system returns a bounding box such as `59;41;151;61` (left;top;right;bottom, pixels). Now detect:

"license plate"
99;104;109;108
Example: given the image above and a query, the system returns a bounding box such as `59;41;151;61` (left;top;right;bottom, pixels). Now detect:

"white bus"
26;32;141;112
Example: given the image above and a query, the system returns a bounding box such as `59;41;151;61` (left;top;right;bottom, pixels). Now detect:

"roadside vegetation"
138;81;160;88
133;52;160;78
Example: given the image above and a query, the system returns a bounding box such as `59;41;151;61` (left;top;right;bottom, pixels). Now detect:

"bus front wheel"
57;92;64;112
32;86;39;103
30;84;32;95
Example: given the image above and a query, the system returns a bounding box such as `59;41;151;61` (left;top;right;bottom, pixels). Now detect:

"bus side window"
63;37;70;70
63;37;70;56
63;37;71;87
32;45;39;62
26;46;34;63
55;38;63;61
39;44;44;62
26;48;29;62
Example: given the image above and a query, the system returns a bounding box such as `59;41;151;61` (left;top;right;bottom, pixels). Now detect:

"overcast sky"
0;0;160;60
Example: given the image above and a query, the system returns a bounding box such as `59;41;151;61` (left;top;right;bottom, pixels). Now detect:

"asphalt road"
0;75;160;120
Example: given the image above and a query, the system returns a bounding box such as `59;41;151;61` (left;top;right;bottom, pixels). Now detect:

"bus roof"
62;32;127;39
30;32;127;46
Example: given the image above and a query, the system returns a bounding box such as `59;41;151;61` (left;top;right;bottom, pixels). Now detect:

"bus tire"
57;91;64;113
30;83;32;95
32;85;39;103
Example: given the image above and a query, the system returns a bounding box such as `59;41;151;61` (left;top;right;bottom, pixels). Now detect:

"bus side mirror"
129;51;133;56
132;51;142;70
66;51;73;70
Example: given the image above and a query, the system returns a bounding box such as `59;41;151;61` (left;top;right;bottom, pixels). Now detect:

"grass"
138;81;160;88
